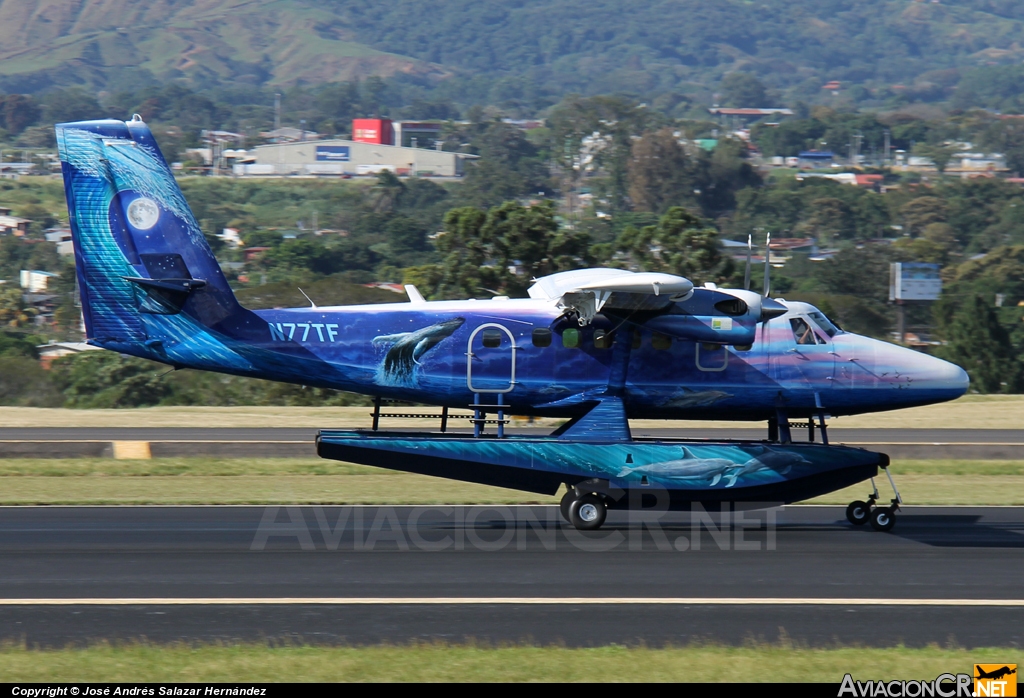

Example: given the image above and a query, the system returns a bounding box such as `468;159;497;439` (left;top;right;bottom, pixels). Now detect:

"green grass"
0;458;1020;505
0;642;1019;682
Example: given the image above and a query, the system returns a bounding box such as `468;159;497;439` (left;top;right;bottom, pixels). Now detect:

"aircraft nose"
918;352;970;396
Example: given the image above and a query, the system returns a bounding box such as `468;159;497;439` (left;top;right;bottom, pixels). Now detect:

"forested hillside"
3;0;1024;106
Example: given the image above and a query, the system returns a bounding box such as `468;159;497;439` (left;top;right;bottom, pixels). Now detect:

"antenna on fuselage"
743;234;752;290
763;232;771;298
297;288;317;308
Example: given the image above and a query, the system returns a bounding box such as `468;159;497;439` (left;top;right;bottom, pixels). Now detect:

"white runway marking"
1;597;1022;606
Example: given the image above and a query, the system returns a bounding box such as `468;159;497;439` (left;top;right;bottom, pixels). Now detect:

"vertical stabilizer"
57;117;241;350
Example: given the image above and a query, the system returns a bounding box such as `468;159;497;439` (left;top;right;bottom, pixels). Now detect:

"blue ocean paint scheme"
57;117;966;511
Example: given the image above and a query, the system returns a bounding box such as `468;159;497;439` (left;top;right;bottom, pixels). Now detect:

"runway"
1;505;1021;648
2;427;1023;442
2;427;1022;459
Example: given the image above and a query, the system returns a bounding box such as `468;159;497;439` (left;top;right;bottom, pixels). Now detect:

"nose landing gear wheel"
846;500;870;526
569;493;607;531
869;506;896;532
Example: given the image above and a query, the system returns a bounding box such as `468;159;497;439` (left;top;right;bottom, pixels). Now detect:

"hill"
2;1;1024;104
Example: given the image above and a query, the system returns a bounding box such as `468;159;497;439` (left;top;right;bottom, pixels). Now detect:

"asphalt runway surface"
2;427;1022;443
1;505;1022;648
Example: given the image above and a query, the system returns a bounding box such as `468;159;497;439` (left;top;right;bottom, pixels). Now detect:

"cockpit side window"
807;311;842;337
790;317;824;345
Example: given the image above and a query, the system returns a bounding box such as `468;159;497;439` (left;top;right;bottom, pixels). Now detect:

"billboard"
316;146;350;162
889;262;942;301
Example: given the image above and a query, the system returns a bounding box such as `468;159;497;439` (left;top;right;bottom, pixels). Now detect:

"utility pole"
274;93;281;131
883;129;891;168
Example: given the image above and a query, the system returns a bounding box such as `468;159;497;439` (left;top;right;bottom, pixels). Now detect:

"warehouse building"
236;139;474;177
236;118;472;177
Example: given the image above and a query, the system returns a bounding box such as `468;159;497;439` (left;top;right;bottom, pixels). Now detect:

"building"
20;269;58;292
353;119;394;145
44;227;74;255
395;122;442;149
260;127;321;143
37;341;101;369
239;138;476;178
798;151;837;168
0;207;31;235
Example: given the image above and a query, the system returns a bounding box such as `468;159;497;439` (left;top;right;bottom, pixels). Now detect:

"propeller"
762;231;771;298
743;234;752;291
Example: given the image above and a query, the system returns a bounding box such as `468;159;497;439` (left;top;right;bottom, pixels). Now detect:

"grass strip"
2;394;1024;429
0;643;1020;683
0;459;1020;505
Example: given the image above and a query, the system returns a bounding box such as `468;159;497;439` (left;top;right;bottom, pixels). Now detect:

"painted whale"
661;388;733;409
373;317;465;387
617;447;737;486
723;446;812;488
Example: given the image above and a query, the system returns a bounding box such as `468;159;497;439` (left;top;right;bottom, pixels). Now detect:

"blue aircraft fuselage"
55;116;969;423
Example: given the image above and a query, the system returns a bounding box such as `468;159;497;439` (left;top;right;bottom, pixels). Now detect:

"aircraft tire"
869;506;896;532
569;494;607;531
846;500;870;526
559;490;576;523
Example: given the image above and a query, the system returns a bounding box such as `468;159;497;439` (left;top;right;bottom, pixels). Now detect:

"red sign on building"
352;118;394;145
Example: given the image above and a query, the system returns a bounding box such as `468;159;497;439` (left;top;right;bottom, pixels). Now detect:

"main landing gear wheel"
559;489;575;523
846;500;870;526
869;506;896;532
569;494;607;531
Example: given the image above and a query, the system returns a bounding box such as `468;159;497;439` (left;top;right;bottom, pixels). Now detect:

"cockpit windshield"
807;311;843;337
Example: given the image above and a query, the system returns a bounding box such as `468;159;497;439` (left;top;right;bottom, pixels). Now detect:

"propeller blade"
743;234;752;290
763;232;771;298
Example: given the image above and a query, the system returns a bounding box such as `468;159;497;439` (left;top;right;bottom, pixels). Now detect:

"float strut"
817;413;829;445
371;396;381;432
440;406;449;433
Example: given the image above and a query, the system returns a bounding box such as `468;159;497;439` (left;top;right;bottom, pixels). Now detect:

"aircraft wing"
529;268;787;345
528;269;693;325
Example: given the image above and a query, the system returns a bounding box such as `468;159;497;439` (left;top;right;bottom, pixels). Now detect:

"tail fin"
56;116;241;351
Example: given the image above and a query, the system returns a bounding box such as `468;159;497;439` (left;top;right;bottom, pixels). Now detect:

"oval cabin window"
532;327;552;347
481;329;502;348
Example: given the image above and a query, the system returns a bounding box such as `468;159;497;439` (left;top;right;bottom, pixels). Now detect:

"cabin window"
790;317;824;346
701;342;723;352
631;332;642;350
532;327;552;347
562;328;580;349
652;332;672;351
594;329;613;349
482;329;502;348
734;344;752;351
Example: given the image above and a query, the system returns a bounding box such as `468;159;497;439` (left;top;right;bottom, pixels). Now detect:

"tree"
893;222;960;265
370;170;406;214
0;94;41;135
460;122;550;208
913;142;960;174
627;129;704;214
414;201;590;299
938;295;1022;393
900;197;947;237
720;73;768;108
546;95;662;210
614;207;733;285
804;197;855;244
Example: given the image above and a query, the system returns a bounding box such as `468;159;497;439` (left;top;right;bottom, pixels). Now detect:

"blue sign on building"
316;146;350;162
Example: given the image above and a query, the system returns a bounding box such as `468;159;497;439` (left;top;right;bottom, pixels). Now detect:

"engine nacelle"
640;288;787;345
